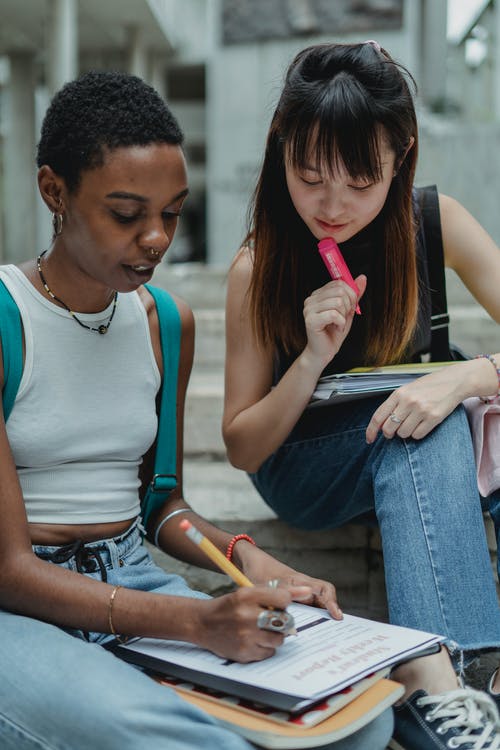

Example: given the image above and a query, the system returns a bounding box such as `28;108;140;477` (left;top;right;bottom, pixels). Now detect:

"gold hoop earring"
52;212;64;236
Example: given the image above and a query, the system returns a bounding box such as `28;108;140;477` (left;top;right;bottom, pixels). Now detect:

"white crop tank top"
0;264;161;524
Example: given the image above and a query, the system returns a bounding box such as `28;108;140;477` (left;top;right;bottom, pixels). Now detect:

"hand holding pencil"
180;519;296;636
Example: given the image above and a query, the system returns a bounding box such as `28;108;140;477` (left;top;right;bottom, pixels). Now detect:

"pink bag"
463;397;500;497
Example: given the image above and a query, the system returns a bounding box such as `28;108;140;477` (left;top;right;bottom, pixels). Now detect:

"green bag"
0;279;180;528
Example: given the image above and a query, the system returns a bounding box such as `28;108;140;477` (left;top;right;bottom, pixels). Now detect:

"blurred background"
0;0;498;267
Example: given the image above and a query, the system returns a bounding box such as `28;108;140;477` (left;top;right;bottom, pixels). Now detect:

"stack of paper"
153;672;404;748
111;604;442;749
112;603;443;713
311;363;450;404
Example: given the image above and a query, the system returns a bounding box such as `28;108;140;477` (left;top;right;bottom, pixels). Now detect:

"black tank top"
274;187;432;381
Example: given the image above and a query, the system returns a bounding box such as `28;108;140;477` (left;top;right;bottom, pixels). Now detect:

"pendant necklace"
36;250;118;335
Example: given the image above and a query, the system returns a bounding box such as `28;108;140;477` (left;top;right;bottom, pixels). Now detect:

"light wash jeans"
251;400;500;663
0;523;393;750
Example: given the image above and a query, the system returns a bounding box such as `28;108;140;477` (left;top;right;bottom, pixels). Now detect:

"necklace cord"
36;250;118;335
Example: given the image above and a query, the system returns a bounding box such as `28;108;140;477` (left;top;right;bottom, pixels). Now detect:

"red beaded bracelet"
226;534;256;562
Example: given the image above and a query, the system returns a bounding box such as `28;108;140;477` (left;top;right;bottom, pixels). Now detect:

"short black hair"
37;70;184;192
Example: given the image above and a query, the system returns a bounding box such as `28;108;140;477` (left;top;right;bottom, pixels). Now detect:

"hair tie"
364;39;381;53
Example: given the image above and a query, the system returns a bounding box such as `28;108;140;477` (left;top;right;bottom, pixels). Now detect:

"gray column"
3;54;37;263
494;0;500;121
47;0;78;95
403;0;422;85
150;55;167;98
126;26;148;80
419;0;447;108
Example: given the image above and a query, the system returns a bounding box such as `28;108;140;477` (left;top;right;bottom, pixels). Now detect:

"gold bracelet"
108;585;129;645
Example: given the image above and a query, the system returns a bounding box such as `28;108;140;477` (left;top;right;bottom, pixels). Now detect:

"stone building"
3;0;500;267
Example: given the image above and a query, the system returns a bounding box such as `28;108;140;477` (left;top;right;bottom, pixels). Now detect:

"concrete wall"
206;22;420;266
416;115;500;245
206;75;500;270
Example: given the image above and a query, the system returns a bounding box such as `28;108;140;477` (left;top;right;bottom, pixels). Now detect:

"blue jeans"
251;399;500;661
0;523;393;750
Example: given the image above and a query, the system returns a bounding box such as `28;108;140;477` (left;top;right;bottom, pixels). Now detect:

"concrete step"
148;458;498;620
153;263;228;310
185;371;225;457
191;309;225;366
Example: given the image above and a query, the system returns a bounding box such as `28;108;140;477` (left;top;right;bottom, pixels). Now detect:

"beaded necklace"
36;250;118;335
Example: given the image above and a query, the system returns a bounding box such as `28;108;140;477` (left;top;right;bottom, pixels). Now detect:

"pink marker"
318;237;361;315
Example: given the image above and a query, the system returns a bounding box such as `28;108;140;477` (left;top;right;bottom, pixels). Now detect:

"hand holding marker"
318;237;362;315
180;519;296;635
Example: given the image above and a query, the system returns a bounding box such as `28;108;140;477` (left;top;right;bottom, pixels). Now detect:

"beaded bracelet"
475;354;500;403
226;534;256;562
108;585;129;645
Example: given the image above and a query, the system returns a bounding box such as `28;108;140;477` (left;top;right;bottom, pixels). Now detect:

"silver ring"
267;579;280;589
256;609;295;633
389;413;402;424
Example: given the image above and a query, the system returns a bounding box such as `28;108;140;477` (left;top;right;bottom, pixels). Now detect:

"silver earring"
52;212;64;235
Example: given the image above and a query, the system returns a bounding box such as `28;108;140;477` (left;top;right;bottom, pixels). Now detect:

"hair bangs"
286;73;384;183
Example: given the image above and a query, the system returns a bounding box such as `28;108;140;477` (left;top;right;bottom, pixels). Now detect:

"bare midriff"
29;518;135;546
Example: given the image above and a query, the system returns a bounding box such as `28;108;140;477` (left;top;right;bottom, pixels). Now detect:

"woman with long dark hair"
223;41;500;750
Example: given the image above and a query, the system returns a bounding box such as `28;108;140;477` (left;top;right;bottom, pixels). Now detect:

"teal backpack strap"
141;284;181;528
0;279;23;422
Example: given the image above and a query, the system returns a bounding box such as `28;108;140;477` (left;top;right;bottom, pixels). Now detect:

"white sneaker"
390;686;499;749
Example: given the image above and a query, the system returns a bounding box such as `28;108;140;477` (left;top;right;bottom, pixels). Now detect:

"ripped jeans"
251;399;500;669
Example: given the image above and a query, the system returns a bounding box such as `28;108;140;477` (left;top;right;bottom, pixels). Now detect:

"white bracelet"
154;507;194;547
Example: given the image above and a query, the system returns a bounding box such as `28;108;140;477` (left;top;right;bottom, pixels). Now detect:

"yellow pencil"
180;519;297;635
180;519;253;587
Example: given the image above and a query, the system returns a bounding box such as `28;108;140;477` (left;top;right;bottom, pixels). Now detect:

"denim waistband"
33;517;143;582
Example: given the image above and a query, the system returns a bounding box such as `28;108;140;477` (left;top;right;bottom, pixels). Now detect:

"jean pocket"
119;539;155;568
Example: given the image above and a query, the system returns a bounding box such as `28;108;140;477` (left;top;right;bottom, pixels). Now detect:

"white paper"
120;603;443;702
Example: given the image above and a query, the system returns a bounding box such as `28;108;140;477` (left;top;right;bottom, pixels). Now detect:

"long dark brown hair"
246;42;419;365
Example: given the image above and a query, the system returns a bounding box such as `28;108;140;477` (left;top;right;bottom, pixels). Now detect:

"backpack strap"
418;185;452;361
0;279;23;422
141;284;181;527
